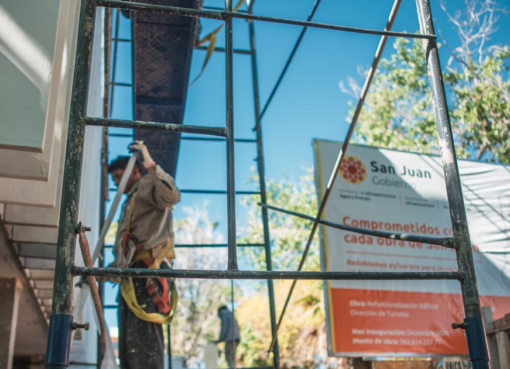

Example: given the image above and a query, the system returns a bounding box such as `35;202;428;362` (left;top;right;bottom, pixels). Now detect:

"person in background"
214;305;241;369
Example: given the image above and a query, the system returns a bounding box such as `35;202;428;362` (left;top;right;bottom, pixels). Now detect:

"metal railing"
46;1;490;369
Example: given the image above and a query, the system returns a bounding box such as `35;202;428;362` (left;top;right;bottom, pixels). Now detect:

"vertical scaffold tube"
225;0;238;270
415;1;489;368
248;14;281;369
46;0;96;368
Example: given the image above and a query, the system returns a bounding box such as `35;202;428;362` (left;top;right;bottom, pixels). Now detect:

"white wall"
0;0;76;181
0;0;59;151
0;0;80;217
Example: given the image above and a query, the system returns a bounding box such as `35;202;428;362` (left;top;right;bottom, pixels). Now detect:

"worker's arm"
215;314;229;344
138;165;180;208
129;141;180;208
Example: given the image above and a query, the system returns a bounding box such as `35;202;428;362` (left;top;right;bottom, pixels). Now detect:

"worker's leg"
118;291;130;369
225;341;235;369
123;261;166;369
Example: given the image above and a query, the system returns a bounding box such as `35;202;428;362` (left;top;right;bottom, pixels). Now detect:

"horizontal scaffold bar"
195;46;252;55
175;243;265;248
95;0;436;40
260;203;456;248
73;266;462;280
180;137;257;142
85;117;227;137
104;243;265;249
109;188;260;194
180;189;260;195
201;5;249;14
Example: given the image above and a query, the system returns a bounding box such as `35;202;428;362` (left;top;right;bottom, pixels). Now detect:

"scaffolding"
46;1;490;369
103;5;280;368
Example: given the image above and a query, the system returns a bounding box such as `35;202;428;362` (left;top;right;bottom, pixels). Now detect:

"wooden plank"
32;281;53;289
18;244;57;259
11;226;57;244
4;203;60;227
33;289;53;299
496;314;510;331
23;258;56;270
482;306;501;368
496;331;510;369
26;269;55;281
0;278;22;369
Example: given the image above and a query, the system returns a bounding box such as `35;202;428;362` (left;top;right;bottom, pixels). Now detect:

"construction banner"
313;139;510;357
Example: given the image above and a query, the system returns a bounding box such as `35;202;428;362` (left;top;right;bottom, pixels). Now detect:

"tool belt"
119;191;178;325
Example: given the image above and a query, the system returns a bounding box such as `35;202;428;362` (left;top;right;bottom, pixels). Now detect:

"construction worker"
214;306;241;368
107;141;180;369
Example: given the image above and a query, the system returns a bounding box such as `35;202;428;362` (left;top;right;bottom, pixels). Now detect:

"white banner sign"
313;139;510;356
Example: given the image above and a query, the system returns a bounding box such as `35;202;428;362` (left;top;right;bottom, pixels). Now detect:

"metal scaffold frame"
46;0;490;368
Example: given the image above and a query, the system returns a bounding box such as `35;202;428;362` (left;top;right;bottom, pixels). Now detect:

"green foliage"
239;171;320;272
105;222;117;245
236;280;340;369
347;37;510;163
236;322;273;368
237;173;346;369
171;203;237;365
351;38;438;154
448;47;510;161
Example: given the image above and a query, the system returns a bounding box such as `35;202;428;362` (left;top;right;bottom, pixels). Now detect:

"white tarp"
313;139;510;357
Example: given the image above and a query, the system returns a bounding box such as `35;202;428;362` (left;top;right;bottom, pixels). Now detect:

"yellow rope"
120;278;178;325
120;190;178;323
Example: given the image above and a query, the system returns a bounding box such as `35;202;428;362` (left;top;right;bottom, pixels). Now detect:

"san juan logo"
339;156;367;185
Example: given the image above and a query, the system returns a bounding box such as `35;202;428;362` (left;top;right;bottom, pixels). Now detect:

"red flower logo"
339;156;367;185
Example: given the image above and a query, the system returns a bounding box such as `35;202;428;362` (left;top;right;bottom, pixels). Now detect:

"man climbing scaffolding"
107;141;180;369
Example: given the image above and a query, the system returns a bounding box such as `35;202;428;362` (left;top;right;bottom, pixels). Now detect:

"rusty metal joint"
458;271;466;282
221;11;234;21
72;322;90;331
452;322;468;330
75;222;92;233
443;238;455;248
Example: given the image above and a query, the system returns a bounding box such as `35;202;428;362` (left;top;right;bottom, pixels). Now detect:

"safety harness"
119;191;178;325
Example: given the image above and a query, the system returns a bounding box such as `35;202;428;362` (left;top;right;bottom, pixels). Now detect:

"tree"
240;171;320;271
237;172;348;369
171;203;235;366
341;0;510;162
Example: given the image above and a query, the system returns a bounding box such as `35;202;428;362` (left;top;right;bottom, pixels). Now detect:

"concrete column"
0;279;23;369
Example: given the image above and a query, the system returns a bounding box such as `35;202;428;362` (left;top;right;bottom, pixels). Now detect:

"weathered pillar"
481;306;501;368
0;278;23;369
351;358;371;369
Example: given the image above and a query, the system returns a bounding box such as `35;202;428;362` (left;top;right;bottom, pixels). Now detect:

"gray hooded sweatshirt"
216;308;240;343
